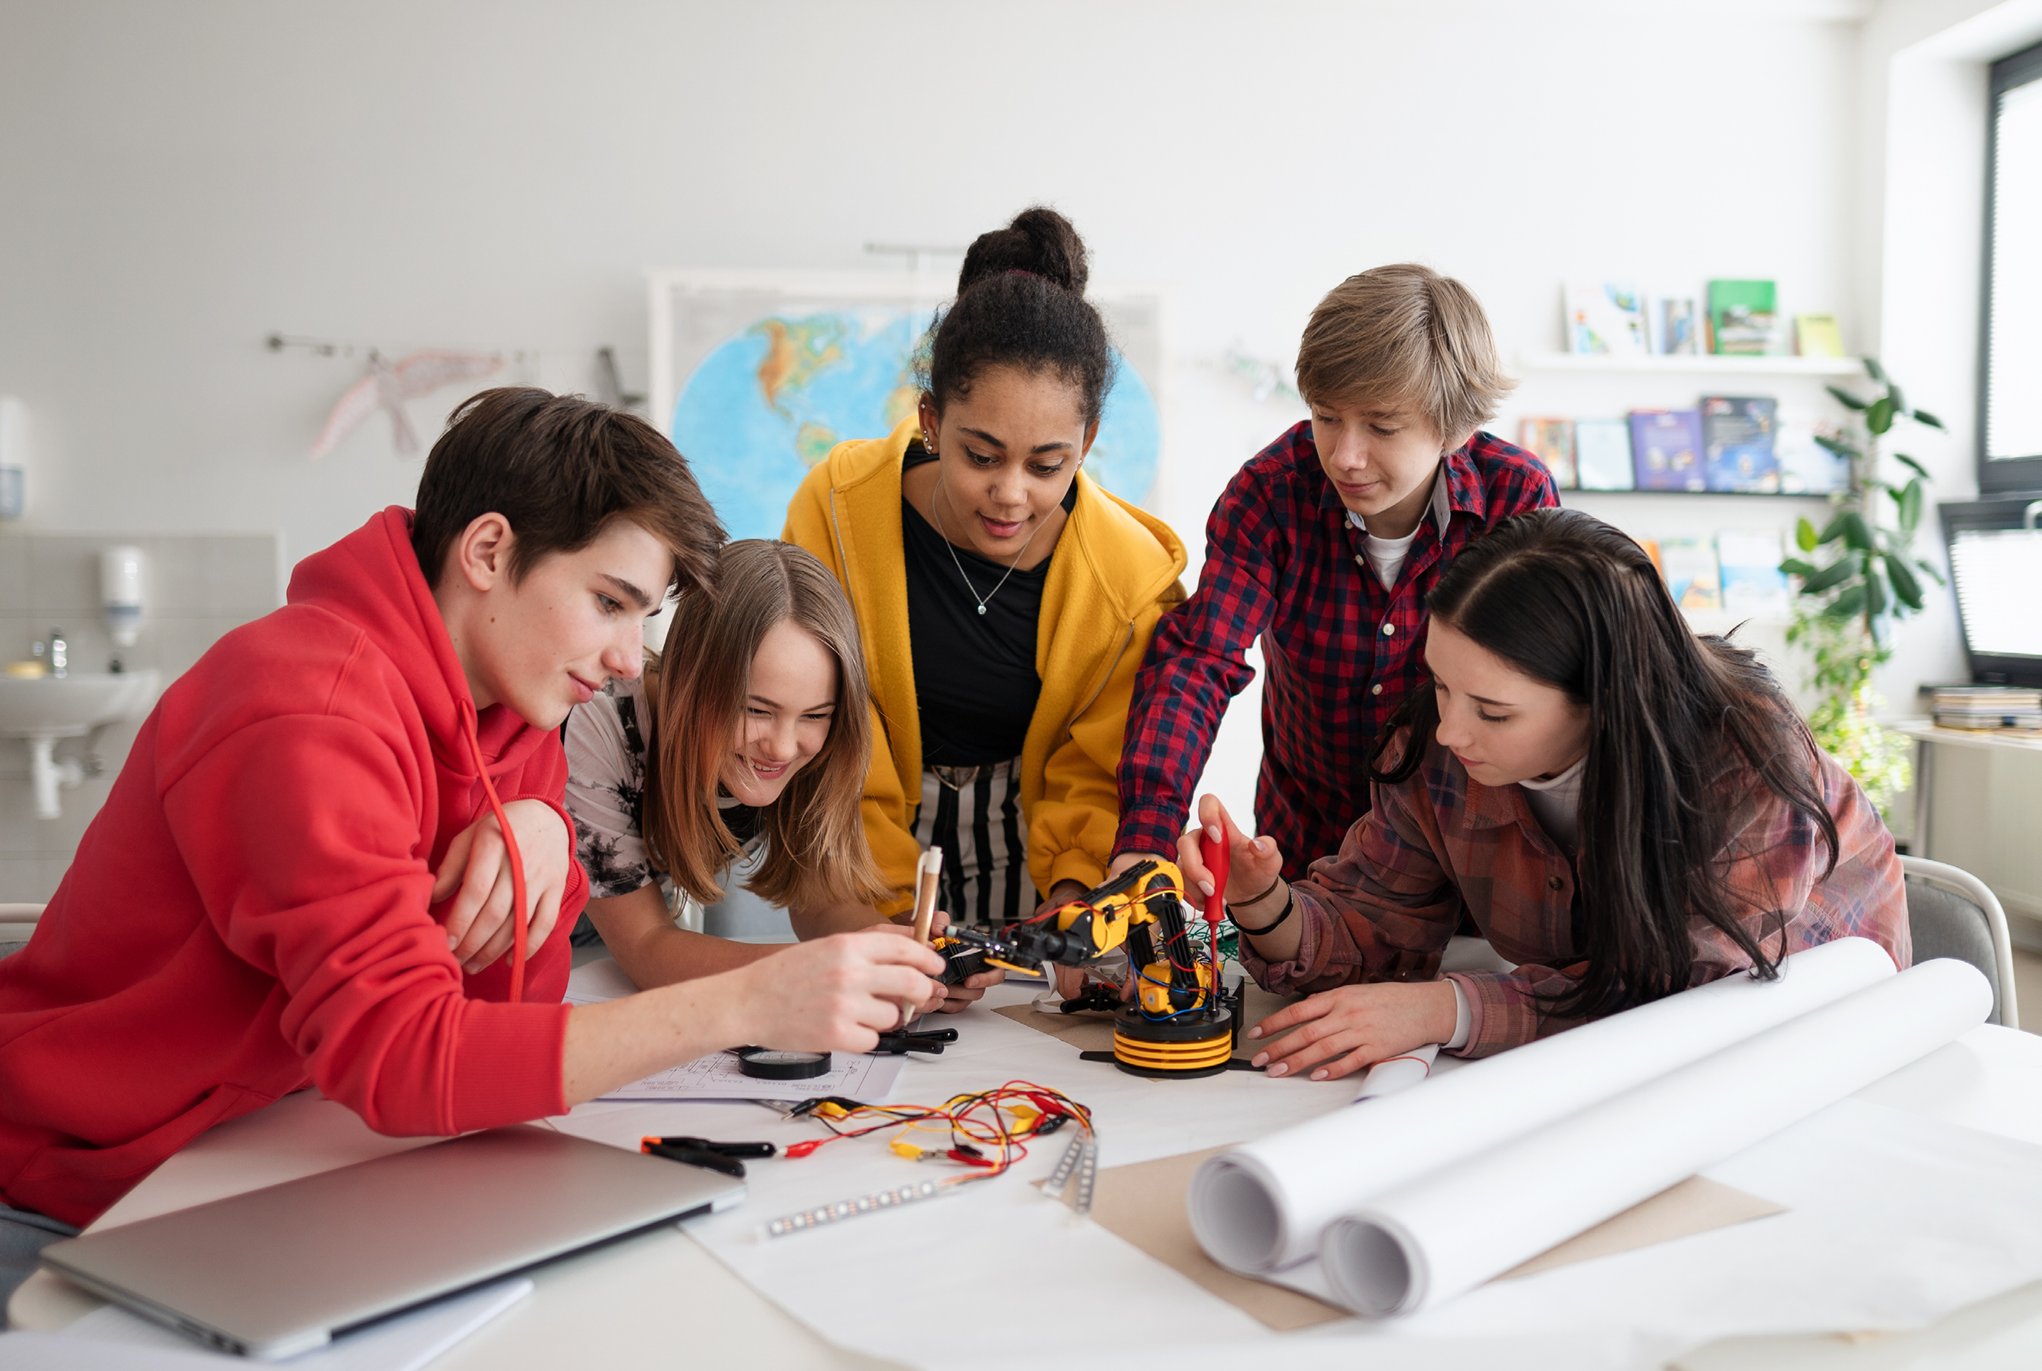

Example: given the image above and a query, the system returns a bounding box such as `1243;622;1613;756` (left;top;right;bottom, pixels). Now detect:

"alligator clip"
870;1027;958;1055
640;1139;750;1178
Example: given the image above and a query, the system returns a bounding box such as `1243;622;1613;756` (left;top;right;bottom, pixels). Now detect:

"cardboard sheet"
1493;1177;1785;1280
1079;1148;1785;1332
992;982;1302;1060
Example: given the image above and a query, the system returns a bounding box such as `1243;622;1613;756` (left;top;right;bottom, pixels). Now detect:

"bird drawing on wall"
307;350;504;460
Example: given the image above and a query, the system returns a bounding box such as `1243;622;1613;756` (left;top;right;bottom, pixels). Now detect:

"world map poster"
649;271;1164;542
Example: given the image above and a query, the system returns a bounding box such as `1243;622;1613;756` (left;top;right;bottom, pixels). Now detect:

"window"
1982;40;2042;491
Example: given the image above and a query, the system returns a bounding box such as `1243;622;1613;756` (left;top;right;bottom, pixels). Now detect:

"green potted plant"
1778;358;1944;816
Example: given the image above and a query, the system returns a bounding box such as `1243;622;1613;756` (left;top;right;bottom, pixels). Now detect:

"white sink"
0;671;163;739
0;671;163;818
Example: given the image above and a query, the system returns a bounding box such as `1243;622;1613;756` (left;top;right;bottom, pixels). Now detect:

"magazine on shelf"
1518;417;1578;488
1629;409;1706;491
1566;281;1648;355
1658;537;1723;611
1701;396;1781;493
1574;418;1635;490
1707;279;1779;355
1717;529;1791;618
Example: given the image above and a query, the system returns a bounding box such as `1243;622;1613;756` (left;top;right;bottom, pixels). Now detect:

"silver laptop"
38;1124;743;1359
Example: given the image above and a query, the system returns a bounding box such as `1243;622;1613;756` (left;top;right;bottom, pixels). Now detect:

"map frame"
645;268;1169;516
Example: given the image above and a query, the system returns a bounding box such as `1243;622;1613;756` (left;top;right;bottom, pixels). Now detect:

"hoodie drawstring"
459;699;530;1003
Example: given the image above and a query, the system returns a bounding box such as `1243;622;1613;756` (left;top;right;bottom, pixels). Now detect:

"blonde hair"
1293;264;1516;446
641;540;886;910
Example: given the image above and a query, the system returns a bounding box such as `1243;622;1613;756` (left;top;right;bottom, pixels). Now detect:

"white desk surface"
11;984;2042;1371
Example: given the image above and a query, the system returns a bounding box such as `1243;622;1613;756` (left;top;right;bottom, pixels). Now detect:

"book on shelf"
1566;281;1648;356
1775;419;1849;494
1518;417;1577;488
1574;417;1635;490
1700;395;1781;493
1794;313;1844;358
1658;537;1723;610
1931;686;2042;732
1651;296;1699;355
1629;409;1706;491
1717;529;1791;618
1707;279;1779;355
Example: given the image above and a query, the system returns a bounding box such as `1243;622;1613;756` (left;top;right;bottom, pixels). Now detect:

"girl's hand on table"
433;799;570;975
1245;980;1459;1080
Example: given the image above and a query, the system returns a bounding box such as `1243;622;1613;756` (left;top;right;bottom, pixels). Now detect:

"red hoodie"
0;508;583;1227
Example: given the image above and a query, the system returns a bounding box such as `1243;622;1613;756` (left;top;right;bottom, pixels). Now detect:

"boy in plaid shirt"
1113;265;1557;879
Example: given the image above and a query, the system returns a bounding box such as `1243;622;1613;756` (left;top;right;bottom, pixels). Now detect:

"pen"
911;848;943;945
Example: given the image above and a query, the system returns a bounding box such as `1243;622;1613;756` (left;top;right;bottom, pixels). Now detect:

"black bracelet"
1229;887;1294;937
1231;872;1284;911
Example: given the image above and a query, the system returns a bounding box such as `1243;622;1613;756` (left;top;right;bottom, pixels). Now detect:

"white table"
12;983;2042;1370
1895;718;2042;865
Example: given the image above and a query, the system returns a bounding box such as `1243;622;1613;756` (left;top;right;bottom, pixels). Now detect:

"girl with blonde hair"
566;539;989;1005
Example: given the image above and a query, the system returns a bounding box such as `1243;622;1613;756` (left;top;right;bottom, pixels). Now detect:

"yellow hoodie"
783;418;1187;916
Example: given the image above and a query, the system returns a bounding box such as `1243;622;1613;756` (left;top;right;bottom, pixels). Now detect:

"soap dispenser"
102;545;145;649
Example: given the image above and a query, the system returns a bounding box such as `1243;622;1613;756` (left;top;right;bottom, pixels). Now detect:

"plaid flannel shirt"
1114;421;1557;873
1240;736;1911;1056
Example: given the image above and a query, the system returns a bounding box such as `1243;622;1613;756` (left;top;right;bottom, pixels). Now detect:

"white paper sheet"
554;973;2042;1371
1187;937;1895;1273
563;956;640;1004
52;1277;531;1367
600;1049;902;1103
1320;958;1994;1316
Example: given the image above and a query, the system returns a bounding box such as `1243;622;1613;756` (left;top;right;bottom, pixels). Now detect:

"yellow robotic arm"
936;859;1242;1076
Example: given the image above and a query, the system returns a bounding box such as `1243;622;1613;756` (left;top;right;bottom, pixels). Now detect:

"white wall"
0;0;1985;826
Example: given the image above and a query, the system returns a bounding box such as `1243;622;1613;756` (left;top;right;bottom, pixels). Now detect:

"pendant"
976;604;987;615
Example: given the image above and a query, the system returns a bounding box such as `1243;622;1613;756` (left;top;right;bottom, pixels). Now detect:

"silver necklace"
930;462;1050;616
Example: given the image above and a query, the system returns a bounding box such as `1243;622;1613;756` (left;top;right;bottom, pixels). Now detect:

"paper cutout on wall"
308;350;504;460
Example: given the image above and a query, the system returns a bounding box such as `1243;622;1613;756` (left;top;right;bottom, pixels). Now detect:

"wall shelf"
1518;351;1864;377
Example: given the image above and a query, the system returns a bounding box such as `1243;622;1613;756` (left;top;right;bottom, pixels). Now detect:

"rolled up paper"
1352;1043;1439;1102
1187;937;1897;1274
1320;957;1992;1316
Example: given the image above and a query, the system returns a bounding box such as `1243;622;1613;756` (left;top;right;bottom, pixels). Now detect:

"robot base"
1110;1005;1238;1079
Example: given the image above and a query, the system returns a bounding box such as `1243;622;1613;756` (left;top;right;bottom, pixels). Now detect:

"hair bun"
957;205;1089;296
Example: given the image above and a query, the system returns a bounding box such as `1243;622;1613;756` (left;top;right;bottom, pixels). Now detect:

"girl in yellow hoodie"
783;207;1186;931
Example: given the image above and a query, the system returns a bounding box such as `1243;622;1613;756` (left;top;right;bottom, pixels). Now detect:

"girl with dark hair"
784;207;1187;932
1178;508;1910;1077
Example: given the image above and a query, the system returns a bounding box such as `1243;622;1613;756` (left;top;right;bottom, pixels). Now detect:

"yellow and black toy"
935;859;1244;1079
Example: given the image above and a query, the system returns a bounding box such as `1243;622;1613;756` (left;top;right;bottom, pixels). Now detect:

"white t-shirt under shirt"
1346;465;1452;590
1517;754;1586;856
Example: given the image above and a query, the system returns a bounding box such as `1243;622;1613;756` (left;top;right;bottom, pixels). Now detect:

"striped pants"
910;759;1032;928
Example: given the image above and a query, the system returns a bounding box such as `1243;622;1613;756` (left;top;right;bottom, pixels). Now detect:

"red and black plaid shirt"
1114;421;1558;874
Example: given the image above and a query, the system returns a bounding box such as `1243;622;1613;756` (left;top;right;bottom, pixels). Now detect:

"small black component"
648;1136;777;1158
734;1046;832;1080
642;1141;747;1178
1058;983;1123;1015
870;1028;955;1056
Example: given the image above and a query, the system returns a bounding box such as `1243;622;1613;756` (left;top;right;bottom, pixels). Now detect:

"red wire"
460;700;528;1003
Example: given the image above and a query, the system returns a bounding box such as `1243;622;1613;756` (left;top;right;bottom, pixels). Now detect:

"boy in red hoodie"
0;389;944;1296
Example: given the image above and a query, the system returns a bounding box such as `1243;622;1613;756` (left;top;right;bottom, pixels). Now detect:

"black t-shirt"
717;794;762;846
901;440;1075;766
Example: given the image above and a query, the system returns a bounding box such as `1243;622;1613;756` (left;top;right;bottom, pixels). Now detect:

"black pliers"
639;1135;776;1178
869;1026;959;1055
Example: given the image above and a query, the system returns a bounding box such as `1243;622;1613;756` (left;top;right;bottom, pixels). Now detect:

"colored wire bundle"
781;1080;1092;1183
